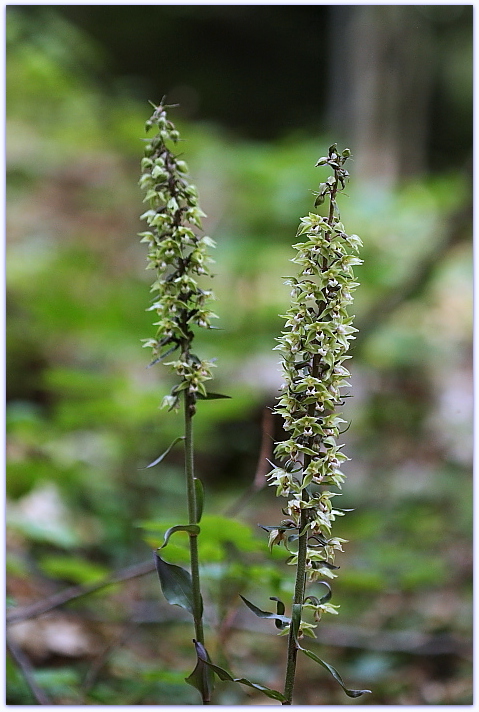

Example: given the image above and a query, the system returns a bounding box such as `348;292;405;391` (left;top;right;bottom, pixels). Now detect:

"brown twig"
84;607;472;660
7;559;156;625
7;422;276;628
7;415;275;629
6;635;52;705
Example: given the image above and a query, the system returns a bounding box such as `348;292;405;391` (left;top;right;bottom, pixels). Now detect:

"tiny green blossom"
270;145;362;615
139;101;217;411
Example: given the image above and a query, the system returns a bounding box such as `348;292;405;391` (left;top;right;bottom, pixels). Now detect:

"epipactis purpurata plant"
244;145;370;703
272;145;362;594
139;102;290;705
139;104;369;704
140;101;218;415
139;101;218;703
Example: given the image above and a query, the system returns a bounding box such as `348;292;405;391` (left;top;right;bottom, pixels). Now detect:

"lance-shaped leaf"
141;436;185;469
196;392;231;400
153;552;201;616
299;647;371;698
185;640;215;702
191;640;286;702
290;622;371;698
194;478;204;522
269;597;288;629
258;524;298;533
160;524;200;549
240;595;291;627
307;534;331;547
147;343;179;367
291;602;302;641
311;560;340;571
316;580;333;604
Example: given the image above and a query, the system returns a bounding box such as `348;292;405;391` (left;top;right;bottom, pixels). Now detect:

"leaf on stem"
269;596;288;629
194;478;204;522
299;647;371;698
191;640;286;702
196;392;231;401
316;580;333;604
258;524;298;533
159;524;200;549
290;621;371;698
141;436;185;469
147;344;179;367
307;534;331;547
153;552;202;616
291;602;302;641
185;640;215;702
239;595;291;627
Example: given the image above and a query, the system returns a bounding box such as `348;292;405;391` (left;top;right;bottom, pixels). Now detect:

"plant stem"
283;506;308;704
184;392;205;647
283;168;339;703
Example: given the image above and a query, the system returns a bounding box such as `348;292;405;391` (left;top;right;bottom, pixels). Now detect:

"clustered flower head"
269;145;363;611
139;101;218;412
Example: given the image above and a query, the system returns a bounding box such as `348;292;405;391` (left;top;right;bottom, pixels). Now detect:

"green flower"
269;144;361;588
139;101;217;410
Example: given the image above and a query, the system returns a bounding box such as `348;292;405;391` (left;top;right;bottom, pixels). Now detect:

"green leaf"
317;580;333;604
270;596;285;615
307;534;331;547
269;597;287;629
153;552;201;616
192;641;286;702
141;436;185;469
291;602;302;641
258;524;298;533
286;584;368;701
299;647;371;698
147;344;179;367
38;555;110;585
199;516;261;557
160;525;200;549
196;392;231;401
185;640;215;703
194;478;204;522
224;676;286;702
240;595;291;627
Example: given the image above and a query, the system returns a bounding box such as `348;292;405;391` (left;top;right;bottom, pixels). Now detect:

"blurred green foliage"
6;8;471;705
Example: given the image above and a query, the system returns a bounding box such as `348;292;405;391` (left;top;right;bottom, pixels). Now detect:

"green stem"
184;392;205;647
283;245;333;704
283;356;320;703
282;506;308;705
184;392;208;704
280;150;355;705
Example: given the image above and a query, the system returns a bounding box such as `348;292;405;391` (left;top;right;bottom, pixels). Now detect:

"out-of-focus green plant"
239;146;370;704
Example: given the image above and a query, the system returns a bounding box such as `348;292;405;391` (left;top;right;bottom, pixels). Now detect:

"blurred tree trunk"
328;5;433;185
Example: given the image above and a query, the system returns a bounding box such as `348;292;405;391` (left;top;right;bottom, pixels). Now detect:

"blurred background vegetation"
6;5;472;705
